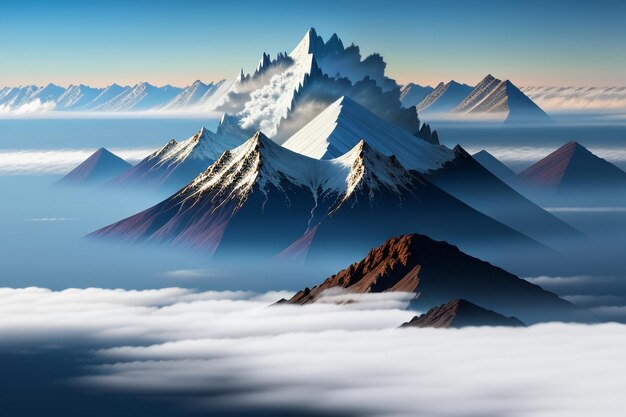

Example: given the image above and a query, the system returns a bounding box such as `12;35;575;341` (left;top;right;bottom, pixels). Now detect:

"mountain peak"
401;299;526;328
283;95;455;172
517;141;626;193
57;147;131;186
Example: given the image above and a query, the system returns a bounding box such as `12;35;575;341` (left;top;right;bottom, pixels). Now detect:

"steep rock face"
401;299;525;328
57;148;132;186
287;234;586;324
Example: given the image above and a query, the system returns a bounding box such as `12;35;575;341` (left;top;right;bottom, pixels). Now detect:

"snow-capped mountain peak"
282;96;455;172
329;139;416;209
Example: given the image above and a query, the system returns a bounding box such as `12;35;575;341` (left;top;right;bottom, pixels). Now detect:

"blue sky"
1;0;624;87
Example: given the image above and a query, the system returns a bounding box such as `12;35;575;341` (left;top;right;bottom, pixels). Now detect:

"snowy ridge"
452;74;500;113
149;127;242;169
160;80;213;110
55;84;102;109
448;75;550;121
93;82;182;111
330;140;416;211
177;130;418;214
181;132;346;210
415;81;473;113
282;96;455;172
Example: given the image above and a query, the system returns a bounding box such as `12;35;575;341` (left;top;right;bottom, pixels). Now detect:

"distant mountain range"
406;75;551;122
0;80;228;112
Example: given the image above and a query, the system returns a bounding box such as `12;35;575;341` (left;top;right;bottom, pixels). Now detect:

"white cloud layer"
0;98;57;114
522;86;626;111
0;287;625;417
464;145;626;165
0;148;153;174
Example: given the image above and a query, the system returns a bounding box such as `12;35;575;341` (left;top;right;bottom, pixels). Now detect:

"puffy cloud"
0;98;56;114
1;287;625;417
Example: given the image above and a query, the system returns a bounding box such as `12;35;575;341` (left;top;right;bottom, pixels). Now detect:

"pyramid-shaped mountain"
286;234;586;324
57;148;132;186
415;81;474;114
517;142;626;202
91;132;545;270
401;299;525;328
109;127;242;193
452;74;551;122
282;96;454;171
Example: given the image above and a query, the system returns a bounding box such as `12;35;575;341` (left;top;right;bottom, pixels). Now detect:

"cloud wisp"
0;148;153;174
0;287;625;417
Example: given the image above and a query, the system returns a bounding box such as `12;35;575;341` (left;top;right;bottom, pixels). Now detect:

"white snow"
282;96;455;172
235;30;317;136
181;128;421;212
145;127;243;170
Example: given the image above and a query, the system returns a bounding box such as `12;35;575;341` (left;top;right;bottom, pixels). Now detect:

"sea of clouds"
1;287;625;417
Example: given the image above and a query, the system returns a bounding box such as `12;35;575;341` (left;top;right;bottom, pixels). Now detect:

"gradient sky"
1;0;625;88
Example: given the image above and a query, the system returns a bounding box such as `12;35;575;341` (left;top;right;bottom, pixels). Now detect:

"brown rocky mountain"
400;299;525;328
286;233;588;324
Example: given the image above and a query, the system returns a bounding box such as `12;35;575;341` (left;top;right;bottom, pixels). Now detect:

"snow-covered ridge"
282;96;455;172
178;130;419;213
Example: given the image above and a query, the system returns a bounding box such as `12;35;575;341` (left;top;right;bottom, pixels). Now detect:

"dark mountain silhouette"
426;146;586;250
473;150;516;183
517;142;626;204
400;299;525;328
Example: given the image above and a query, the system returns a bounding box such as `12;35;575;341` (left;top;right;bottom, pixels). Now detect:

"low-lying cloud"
0;148;153;174
0;287;625;417
465;145;626;166
0;98;57;114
